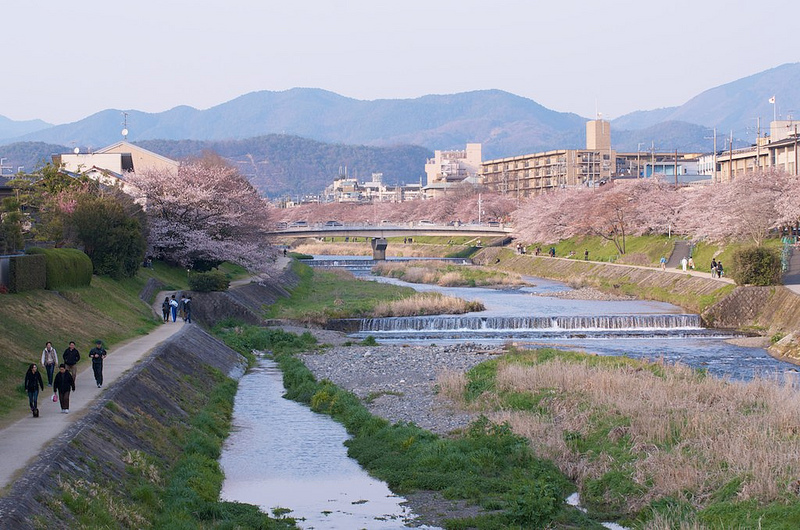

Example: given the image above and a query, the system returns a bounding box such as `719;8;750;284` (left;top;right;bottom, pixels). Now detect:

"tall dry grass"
290;242;466;258
372;260;524;287
372;292;484;317
439;356;800;515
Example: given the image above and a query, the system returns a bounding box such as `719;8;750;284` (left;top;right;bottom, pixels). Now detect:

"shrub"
730;246;782;286
26;248;92;289
188;270;230;292
8;254;46;292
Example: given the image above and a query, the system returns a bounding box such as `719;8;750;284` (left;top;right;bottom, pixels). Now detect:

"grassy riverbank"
437;347;800;529
217;325;604;529
264;261;483;323
372;260;527;287
0;261;194;419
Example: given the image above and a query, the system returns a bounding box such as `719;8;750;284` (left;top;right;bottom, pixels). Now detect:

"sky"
2;0;799;125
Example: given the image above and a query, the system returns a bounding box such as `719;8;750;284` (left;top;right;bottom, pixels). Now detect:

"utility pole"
650;141;655;178
795;124;799;176
756;117;760;171
712;128;718;183
674;149;678;187
729;131;734;181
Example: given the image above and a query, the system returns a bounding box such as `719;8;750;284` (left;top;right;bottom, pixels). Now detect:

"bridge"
270;222;514;259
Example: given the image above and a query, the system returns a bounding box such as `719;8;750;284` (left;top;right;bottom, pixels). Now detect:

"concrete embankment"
475;247;800;361
474;247;733;315
0;325;247;529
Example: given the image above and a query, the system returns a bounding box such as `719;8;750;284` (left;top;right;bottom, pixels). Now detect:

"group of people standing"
24;340;107;417
161;294;193;323
710;258;725;278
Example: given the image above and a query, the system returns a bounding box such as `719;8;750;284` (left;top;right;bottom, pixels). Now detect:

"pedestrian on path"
24;364;44;417
711;259;718;278
62;341;80;386
53;364;75;414
184;296;193;324
688;257;695;270
717;261;724;277
170;295;179;322
660;256;667;270
89;340;107;388
584;249;589;261
161;296;170;322
681;256;688;272
40;341;58;386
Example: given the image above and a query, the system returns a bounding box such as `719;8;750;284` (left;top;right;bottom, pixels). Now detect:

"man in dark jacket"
63;341;80;387
89;340;107;388
53;364;75;413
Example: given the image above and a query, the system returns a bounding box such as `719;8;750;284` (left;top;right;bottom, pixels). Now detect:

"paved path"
784;245;800;295
0;292;186;492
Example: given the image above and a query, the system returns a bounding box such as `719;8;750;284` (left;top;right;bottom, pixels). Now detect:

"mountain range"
1;63;797;194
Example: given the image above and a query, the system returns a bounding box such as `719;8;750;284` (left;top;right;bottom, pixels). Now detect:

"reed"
439;350;800;526
372;292;484;317
372;260;524;287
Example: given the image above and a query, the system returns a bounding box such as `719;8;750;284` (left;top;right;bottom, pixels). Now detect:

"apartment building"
423;143;482;198
482;120;614;198
700;121;800;181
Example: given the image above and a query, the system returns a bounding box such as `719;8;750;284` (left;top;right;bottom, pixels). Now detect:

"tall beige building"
482;120;613;198
424;143;482;197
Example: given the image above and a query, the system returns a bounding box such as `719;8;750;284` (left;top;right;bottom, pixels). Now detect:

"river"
219;258;795;527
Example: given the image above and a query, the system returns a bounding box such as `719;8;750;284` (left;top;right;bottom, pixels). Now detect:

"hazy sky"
3;0;798;125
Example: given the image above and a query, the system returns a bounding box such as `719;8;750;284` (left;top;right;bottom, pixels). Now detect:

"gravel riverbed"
286;328;508;527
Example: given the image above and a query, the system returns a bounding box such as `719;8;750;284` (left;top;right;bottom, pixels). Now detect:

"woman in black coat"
52;363;75;414
24;363;45;416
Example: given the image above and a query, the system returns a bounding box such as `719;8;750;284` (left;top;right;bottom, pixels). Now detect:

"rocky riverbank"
297;338;507;527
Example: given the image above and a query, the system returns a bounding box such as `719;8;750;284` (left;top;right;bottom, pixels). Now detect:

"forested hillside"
136;136;432;198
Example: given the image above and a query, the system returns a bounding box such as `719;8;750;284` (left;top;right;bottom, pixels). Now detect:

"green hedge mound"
26;248;93;289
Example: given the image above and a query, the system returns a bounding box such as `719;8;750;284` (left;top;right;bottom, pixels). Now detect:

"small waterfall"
360;314;702;332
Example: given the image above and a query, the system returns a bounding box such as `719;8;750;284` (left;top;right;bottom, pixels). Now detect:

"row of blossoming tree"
512;169;800;252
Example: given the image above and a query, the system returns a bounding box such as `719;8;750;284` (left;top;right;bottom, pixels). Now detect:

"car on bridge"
418;220;435;226
324;220;343;227
289;220;308;227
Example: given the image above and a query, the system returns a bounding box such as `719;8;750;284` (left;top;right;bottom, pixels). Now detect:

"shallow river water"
219;258;796;527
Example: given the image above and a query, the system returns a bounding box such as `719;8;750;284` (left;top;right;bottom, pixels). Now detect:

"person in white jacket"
40;341;59;386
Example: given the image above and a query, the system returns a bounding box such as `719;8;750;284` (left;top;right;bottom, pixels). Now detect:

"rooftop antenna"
121;112;129;139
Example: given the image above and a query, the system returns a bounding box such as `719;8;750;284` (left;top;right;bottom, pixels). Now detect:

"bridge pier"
371;238;388;260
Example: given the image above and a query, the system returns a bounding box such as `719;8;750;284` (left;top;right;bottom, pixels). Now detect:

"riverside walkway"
0;294;186;492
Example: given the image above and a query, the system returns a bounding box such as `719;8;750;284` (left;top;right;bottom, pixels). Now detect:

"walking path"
783;246;800;295
0;293;186;491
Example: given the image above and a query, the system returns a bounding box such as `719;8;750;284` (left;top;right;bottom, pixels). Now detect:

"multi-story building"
482;120;705;198
698;121;799;182
482;120;614;198
423;143;482;198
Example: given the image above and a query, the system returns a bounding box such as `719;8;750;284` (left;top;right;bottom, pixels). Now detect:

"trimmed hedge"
26;248;93;289
188;270;230;292
730;246;782;286
8;254;46;293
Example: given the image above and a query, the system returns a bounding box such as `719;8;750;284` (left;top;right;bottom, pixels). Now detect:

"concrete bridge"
270;222;514;259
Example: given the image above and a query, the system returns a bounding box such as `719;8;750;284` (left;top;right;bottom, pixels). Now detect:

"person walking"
717;261;724;278
711;259;718;278
53;364;75;414
688;257;695;270
660;256;667;270
24;364;44;417
161;296;170;322
681;256;688;272
184;296;193;324
62;341;80;386
584;249;589;261
40;341;59;386
169;295;179;322
89;340;107;388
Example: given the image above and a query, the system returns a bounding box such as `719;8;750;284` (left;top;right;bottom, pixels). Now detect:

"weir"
359;314;703;332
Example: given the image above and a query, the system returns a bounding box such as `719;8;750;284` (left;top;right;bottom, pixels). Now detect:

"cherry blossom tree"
128;155;274;271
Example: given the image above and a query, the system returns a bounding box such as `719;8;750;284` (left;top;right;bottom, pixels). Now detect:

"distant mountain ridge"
1;62;798;167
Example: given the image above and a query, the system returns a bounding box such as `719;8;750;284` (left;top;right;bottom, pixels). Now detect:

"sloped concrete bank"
0;325;248;529
474;247;732;315
474;247;800;360
191;269;297;327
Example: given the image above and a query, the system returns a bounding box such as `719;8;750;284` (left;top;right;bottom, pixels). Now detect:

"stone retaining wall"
0;325;247;529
